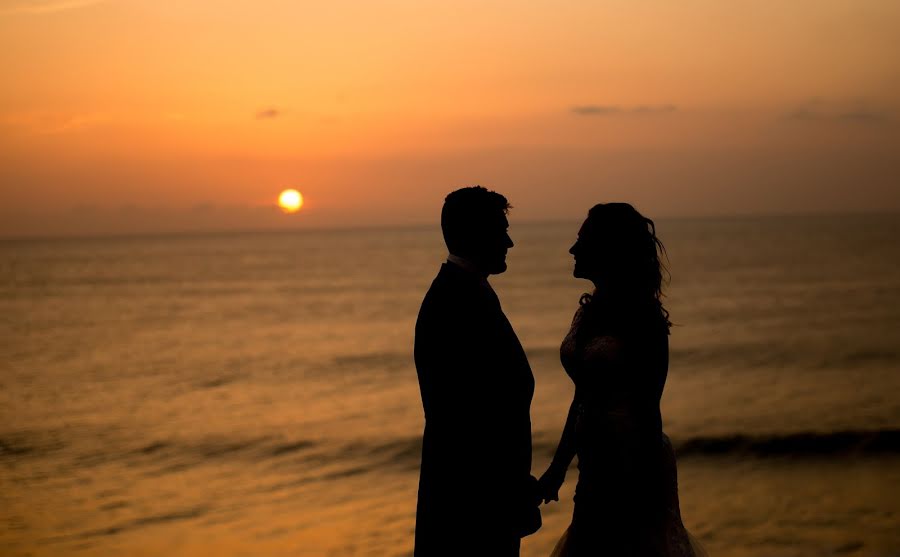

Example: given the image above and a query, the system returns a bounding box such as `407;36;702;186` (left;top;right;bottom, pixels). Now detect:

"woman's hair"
579;202;671;331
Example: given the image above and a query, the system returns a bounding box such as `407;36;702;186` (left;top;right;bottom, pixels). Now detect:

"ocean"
2;214;899;557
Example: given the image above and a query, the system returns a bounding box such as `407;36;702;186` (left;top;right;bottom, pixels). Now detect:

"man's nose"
506;233;514;248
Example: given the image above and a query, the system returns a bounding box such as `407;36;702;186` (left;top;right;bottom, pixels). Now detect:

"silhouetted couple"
413;187;706;556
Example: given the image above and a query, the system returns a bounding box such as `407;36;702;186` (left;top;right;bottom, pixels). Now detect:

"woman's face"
569;218;601;281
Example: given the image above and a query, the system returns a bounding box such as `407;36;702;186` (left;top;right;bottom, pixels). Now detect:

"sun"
278;189;303;213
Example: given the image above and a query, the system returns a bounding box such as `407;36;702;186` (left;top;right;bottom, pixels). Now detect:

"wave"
532;428;900;460
319;338;900;382
332;351;411;373
525;342;900;372
669;343;900;372
5;428;899;485
48;506;210;543
326;428;900;468
672;428;900;458
353;428;900;470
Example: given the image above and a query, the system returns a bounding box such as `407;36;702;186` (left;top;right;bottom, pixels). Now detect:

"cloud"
572;105;622;115
256;108;281;120
632;104;677;114
571;104;677;116
784;101;891;124
0;0;107;15
838;110;890;123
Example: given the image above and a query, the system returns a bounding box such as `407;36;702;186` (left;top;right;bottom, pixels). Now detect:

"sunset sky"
2;0;899;236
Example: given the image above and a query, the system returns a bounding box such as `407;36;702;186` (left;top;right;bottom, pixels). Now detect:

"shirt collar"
447;253;490;282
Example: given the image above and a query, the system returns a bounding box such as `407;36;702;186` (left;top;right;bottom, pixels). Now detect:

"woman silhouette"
539;203;706;556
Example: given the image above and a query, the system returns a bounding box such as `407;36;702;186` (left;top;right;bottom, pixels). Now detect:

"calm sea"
2;214;899;557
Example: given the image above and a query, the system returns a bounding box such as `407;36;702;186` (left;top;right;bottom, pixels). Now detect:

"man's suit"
413;262;536;557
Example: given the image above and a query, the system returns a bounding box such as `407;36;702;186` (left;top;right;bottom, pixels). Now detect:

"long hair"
579;203;671;332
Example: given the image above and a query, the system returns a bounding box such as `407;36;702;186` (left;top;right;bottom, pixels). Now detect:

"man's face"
471;213;514;275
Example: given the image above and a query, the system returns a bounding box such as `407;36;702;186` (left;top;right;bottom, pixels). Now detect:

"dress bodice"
561;304;627;379
560;303;665;416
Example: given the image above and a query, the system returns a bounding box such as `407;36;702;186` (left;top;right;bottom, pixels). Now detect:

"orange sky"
2;0;899;236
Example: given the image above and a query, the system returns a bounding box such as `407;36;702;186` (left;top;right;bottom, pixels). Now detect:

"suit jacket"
413;263;536;556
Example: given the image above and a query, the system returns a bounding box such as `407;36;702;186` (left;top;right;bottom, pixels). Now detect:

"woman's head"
570;203;670;325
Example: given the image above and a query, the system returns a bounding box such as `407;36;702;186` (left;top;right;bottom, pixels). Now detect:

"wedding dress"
550;303;707;557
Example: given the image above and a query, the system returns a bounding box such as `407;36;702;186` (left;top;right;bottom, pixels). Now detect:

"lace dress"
550;304;707;557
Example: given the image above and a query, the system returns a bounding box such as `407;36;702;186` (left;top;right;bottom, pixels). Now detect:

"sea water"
2;214;899;557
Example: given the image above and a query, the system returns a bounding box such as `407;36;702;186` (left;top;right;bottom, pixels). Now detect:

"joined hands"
537;463;567;504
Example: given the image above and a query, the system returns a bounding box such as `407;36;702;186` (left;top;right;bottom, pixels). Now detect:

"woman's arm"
538;394;580;503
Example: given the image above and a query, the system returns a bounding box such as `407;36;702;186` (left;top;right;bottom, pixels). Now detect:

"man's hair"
441;186;511;254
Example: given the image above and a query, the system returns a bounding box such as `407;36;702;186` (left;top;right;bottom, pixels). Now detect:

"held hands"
517;475;543;537
537;463;567;504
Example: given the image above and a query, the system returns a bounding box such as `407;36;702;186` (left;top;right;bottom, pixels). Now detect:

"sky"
1;0;899;237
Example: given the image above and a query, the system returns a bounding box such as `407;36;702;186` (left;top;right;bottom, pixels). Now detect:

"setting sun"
278;189;304;214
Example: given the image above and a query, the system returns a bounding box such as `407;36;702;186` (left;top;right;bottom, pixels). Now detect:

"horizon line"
1;208;898;243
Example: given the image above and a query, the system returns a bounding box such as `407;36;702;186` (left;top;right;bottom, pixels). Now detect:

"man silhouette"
414;186;539;557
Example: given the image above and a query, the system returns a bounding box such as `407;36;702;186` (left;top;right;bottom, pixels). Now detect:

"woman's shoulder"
575;292;594;312
573;294;668;342
568;294;590;326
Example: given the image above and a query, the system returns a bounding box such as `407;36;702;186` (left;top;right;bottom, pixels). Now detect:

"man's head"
441;186;514;275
